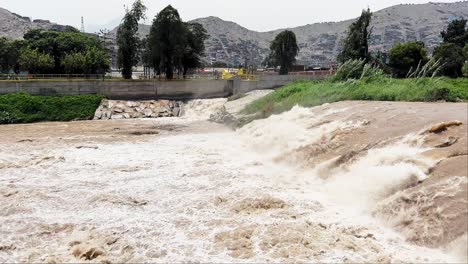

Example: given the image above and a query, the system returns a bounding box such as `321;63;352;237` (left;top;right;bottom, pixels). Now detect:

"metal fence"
0;74;108;80
0;71;332;81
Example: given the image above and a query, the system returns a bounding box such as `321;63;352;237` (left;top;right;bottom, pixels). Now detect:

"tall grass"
242;77;468;117
331;59;386;82
406;58;442;78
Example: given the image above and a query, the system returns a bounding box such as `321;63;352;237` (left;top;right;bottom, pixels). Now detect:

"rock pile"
94;99;184;120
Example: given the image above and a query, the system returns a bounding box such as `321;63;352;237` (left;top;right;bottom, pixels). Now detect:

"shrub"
0;110;21;124
425;87;451;101
389;41;429;78
0;93;103;124
433;43;465;78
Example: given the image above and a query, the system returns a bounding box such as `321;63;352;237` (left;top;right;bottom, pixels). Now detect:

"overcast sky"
0;0;461;32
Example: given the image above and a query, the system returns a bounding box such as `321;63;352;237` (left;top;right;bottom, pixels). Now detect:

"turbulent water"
0;99;466;263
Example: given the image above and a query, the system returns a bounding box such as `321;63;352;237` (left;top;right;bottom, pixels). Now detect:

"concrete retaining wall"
0;80;231;100
234;75;326;94
0;74;327;99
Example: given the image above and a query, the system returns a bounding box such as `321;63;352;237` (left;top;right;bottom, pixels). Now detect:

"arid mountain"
0;7;72;39
1;2;467;67
190;1;468;66
121;1;467;67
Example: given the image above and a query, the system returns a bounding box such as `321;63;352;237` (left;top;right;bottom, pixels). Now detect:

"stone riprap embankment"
94;99;183;120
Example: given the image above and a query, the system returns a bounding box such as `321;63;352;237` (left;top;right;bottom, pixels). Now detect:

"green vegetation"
433;43;465;78
441;19;467;48
145;5;208;79
18;47;55;74
0;28;110;74
388;42;429;78
406;58;442;79
181;23;209;77
430;19;467;78
0;93;103;124
117;0;147;79
266;30;300;75
242;78;468;117
336;13;466;79
331;59;385;81
0;37;22;73
338;8;372;63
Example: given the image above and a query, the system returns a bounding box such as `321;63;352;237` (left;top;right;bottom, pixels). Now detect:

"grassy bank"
0;93;103;124
242;77;468;117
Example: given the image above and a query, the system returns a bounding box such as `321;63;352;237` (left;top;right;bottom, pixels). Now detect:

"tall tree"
181;23;209;78
463;44;468;77
146;5;187;80
433;43;465;78
0;37;23;73
432;19;468;77
62;52;86;74
22;29;109;74
18;47;54;74
441;19;468;48
268;30;299;75
117;0;147;79
338;9;372;63
388;41;429;78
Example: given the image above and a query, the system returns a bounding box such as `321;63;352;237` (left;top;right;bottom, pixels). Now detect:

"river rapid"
0;98;466;263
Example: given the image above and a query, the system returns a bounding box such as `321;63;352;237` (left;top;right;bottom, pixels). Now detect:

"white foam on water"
0;104;464;263
181;98;227;120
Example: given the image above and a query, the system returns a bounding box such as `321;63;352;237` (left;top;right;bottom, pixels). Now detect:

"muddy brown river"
0;100;467;263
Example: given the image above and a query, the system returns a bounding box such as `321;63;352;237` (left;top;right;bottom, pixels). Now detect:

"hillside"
192;1;468;66
115;1;467;67
1;2;467;67
0;7;72;39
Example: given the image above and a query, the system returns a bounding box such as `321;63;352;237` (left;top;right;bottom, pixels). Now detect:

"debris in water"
17;139;33;143
435;137;458;148
127;130;160;136
232;196;288;213
428;121;462;134
76;146;99;150
90;193;149;206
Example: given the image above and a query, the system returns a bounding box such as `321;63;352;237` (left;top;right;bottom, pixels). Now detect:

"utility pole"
81;16;85;33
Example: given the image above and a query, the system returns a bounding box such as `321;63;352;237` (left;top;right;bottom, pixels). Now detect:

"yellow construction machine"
221;68;255;80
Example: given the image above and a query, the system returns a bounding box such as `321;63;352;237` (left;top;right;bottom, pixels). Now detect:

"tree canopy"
388;41;429;78
0;30;110;74
18;47;54;74
441;19;468;48
0;37;22;73
338;9;372;63
432;19;468;77
182;22;209;77
433;43;465;78
117;0;147;79
268;30;299;75
145;5;208;79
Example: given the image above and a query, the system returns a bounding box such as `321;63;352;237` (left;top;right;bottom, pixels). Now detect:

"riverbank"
242;78;468;117
0;93;103;124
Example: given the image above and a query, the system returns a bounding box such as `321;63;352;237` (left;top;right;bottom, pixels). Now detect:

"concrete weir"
0;75;325;100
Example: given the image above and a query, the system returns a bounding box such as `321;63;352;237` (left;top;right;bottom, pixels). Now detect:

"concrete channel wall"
0;75;326;100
